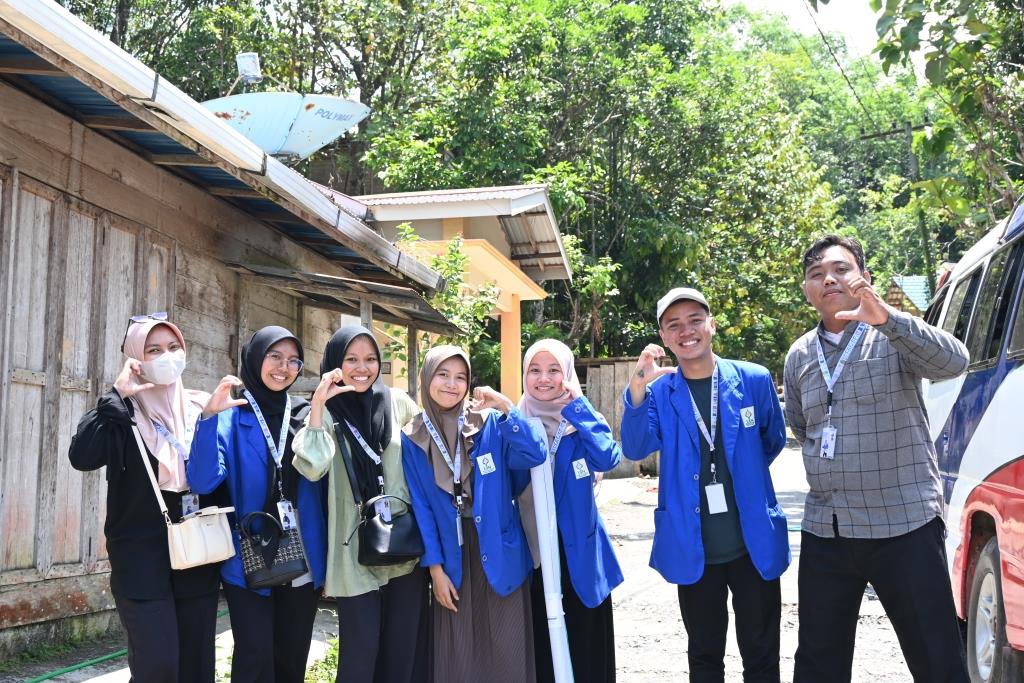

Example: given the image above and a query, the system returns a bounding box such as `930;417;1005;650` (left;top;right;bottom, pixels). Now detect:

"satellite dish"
202;92;370;164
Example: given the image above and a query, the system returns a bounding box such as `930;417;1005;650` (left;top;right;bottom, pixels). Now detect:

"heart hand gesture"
834;276;891;327
113;358;155;399
628;344;675;407
470;385;515;415
202;376;247;419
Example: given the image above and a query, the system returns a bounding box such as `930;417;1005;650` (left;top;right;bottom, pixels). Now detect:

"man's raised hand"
628;344;674;407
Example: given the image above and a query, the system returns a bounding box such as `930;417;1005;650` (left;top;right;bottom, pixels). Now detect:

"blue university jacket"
187;406;328;595
548;397;625;608
401;408;547;596
620;358;789;585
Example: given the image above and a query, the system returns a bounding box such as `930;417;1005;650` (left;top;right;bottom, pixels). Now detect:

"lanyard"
151;403;200;462
685;367;721;483
244;390;292;500
549;419;569;461
242;390;291;468
423;413;468;543
815;322;868;419
345;421;382;466
686;366;718;453
422;413;465;495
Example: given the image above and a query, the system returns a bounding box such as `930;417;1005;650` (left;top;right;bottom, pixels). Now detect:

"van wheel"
968;537;1007;682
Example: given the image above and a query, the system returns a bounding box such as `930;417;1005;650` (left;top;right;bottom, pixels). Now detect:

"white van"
923;196;1024;683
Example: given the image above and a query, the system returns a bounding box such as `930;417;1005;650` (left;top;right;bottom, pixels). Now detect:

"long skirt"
432;520;535;683
531;534;616;683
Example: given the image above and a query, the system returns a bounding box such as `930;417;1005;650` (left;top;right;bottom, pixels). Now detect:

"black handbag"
334;424;424;566
232;438;309;589
238;511;309;588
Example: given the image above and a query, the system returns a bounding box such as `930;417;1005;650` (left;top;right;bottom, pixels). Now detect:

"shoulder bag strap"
332;423;365;510
128;423;173;527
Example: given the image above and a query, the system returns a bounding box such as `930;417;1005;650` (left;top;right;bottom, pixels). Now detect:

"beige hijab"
404;345;482;498
122;319;209;491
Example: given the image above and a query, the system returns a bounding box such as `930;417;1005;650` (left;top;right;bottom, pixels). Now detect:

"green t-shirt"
686;374;747;565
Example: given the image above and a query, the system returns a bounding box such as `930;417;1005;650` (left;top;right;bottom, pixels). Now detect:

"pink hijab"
122;319;209;491
517;339;582;440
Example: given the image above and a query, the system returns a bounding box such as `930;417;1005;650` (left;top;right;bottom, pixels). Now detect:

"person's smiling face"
658;300;715;365
261;338;301;391
525;351;566;401
339;335;380;392
802;244;871;319
428;356;469;410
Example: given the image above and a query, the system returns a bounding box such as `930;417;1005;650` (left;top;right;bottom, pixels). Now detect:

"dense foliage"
66;0;1022;378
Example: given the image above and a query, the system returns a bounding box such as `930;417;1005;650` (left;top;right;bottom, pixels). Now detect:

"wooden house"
0;0;458;654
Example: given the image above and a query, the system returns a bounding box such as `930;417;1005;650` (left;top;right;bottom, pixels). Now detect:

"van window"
975;242;1024;362
943;268;983;343
924;284;948;327
967;250;1011;363
1008;259;1024;358
1010;301;1024;358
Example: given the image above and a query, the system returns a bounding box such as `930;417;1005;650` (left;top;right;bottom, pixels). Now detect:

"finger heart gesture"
834;277;890;327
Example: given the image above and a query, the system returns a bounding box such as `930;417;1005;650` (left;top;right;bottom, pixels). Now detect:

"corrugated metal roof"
342;184;572;283
226;262;461;336
892;275;932;312
0;0;443;293
357;185;543;206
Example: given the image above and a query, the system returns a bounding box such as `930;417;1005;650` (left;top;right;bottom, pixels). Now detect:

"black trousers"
677;553;781;683
793;516;969;683
531;535;616;683
335;566;429;683
222;581;320;683
113;589;218;683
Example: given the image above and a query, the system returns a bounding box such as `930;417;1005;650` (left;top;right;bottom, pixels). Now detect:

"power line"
801;0;878;130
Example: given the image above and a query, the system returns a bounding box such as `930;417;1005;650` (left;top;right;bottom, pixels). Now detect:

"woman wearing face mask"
401;345;546;683
518;339;624;683
69;315;226;683
292;324;425;683
186;326;327;683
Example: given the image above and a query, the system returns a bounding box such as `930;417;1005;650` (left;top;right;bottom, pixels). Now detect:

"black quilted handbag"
239;511;309;588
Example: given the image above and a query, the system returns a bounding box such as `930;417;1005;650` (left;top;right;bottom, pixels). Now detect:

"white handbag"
130;424;236;570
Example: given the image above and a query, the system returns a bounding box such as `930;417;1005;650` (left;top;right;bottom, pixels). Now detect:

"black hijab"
322;325;393;501
240;326;306;501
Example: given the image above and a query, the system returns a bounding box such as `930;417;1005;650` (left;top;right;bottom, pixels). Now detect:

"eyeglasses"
265;350;304;373
120;312;169;352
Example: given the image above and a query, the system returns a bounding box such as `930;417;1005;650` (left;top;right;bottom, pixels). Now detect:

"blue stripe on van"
937;356;1021;502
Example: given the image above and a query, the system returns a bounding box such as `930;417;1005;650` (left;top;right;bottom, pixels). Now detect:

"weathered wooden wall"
579;358;660;478
0;79;357;643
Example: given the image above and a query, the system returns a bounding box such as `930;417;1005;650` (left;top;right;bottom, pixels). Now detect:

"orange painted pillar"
500;293;522;401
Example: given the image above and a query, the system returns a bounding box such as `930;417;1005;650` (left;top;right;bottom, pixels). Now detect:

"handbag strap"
129;423;174;528
333;422;366;510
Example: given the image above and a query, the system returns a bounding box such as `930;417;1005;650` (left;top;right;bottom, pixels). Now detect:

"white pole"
530;454;574;683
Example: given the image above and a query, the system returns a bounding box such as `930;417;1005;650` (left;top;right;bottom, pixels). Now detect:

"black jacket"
69;390;223;600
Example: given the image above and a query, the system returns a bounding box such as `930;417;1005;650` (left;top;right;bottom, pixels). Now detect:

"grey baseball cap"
656;287;710;322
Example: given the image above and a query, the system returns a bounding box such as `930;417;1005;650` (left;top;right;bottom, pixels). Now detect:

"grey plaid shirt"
783;310;969;539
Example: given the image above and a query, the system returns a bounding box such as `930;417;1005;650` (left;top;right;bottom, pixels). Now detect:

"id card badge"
820;426;837;460
477;453;497;476
375;498;392;523
456;514;464;547
572;458;590;480
181;493;199;517
705;483;728;514
277;500;297;531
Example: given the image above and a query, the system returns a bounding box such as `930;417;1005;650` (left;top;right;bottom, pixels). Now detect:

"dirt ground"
598;447;914;682
5;447;919;682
